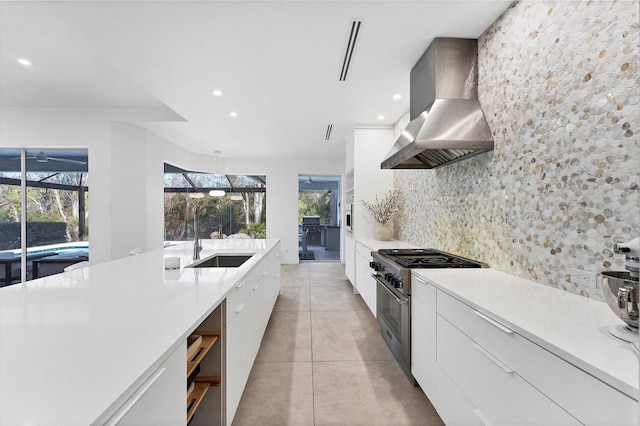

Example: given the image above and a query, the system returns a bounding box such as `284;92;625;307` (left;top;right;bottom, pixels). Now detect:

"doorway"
298;175;341;261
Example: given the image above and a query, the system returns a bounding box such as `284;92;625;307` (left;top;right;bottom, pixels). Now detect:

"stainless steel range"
370;248;486;381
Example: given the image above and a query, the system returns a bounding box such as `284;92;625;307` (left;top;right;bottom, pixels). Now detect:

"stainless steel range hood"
382;38;493;169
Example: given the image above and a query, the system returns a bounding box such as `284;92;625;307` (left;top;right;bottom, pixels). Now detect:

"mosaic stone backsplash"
393;0;639;300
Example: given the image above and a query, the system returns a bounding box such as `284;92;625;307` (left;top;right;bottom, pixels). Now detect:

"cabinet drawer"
249;270;272;340
438;290;516;369
437;315;580;426
435;364;483;426
355;242;372;258
438;290;638;425
512;332;638;425
226;262;266;319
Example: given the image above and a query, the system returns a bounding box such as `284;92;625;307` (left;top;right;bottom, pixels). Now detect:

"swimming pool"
0;242;89;286
0;242;89;258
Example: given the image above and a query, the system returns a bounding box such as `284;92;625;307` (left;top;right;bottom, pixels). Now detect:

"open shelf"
186;376;221;423
194;376;221;386
187;331;220;377
187;382;209;423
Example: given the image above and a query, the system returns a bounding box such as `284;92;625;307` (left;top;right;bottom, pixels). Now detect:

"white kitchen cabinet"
109;342;186;426
434;363;483;426
435;288;637;426
344;235;355;286
268;242;282;303
225;248;279;425
344;128;394;241
410;275;437;397
412;273;482;425
355;242;375;316
437;315;580;425
343;128;394;289
511;325;638;426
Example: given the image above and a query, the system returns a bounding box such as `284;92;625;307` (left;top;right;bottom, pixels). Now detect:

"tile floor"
232;262;444;425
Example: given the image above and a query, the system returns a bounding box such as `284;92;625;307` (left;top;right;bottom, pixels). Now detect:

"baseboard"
281;255;300;264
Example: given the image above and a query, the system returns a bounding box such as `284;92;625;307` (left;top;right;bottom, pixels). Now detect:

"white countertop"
0;239;280;425
413;268;639;400
355;238;419;251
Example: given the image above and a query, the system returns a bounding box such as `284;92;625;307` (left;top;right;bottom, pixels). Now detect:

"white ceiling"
0;1;512;159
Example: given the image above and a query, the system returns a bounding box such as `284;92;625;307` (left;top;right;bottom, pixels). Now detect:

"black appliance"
301;216;321;226
369;248;485;382
301;216;322;245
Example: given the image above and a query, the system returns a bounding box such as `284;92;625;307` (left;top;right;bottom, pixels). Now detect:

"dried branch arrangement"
360;188;402;225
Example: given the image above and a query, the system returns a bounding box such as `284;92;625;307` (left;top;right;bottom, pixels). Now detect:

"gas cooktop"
377;248;485;269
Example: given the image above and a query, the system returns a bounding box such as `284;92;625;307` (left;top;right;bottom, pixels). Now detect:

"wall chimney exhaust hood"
381;38;494;169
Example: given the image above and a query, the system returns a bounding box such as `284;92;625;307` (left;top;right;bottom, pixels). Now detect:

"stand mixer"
601;237;639;343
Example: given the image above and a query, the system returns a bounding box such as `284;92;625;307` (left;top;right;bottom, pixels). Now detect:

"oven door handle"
372;274;408;304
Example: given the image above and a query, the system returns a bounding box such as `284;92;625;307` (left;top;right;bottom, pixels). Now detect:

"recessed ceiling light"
393;93;402;100
212;89;223;97
377;114;385;120
17;58;33;66
229;111;238;118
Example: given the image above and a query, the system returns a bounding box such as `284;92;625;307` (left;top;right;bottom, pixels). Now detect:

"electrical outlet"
571;269;597;289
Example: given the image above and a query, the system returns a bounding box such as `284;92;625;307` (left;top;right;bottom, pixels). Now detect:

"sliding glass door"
0;149;89;285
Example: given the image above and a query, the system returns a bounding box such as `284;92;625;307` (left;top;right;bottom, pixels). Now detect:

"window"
0;149;89;285
163;164;266;241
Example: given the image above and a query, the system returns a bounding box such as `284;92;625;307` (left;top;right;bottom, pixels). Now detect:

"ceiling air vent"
325;124;333;141
339;21;361;81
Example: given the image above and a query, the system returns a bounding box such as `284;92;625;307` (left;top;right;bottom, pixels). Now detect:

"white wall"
0;107;187;264
1;107;345;265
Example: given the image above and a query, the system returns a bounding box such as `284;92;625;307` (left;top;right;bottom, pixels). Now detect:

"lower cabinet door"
411;277;436;397
355;251;376;316
437;316;581;426
225;253;278;425
110;342;186;425
226;281;258;424
250;271;272;347
344;238;355;285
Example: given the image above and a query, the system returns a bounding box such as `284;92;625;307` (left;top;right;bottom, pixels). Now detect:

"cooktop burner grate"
378;249;484;269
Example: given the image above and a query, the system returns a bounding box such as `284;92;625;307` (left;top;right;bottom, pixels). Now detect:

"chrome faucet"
193;237;202;260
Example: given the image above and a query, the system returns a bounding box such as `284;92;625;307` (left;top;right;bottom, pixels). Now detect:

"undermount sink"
188;254;254;268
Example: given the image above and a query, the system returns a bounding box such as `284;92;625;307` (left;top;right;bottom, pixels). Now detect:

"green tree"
298;192;330;224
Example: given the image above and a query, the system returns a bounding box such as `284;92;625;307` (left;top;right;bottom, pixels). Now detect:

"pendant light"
210;150;226;197
189;192;204;199
230;194;243;201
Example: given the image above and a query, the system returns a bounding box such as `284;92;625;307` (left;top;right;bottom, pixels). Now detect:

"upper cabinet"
344;128;395;240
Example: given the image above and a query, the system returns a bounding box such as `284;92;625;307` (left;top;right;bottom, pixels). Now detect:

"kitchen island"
0;239;281;425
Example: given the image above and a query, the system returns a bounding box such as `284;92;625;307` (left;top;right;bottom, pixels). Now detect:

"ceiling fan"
11;151;87;165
